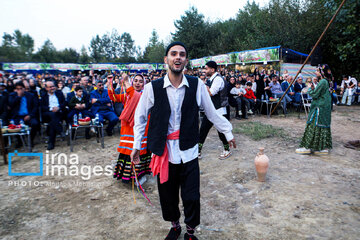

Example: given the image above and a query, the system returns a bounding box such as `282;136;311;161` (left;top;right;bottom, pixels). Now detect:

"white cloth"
48;93;59;111
134;74;233;164
209;73;227;115
230;86;246;95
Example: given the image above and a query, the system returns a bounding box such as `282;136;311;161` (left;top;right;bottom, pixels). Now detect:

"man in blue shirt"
90;80;118;136
8;81;40;146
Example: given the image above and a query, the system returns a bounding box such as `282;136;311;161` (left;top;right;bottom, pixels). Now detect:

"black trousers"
199;113;228;147
42;111;63;144
157;159;200;229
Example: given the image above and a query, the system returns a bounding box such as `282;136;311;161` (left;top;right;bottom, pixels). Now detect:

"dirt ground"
1;105;359;240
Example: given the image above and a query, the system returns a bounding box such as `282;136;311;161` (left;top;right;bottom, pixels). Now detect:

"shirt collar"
209;72;218;81
163;74;189;89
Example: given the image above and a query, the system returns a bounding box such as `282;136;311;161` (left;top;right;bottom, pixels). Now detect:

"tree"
58;48;79;63
33;39;59;62
79;45;91;63
172;6;210;58
0;29;34;62
142;29;166;63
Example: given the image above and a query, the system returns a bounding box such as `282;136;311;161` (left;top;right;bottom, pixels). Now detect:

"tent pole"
270;0;347;117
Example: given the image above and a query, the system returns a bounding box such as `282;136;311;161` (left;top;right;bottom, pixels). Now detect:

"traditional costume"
108;82;150;183
297;65;332;154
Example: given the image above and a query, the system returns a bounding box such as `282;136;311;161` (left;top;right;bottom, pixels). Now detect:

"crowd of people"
0;64;358;152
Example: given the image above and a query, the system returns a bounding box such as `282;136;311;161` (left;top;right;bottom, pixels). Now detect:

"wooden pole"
270;0;347;116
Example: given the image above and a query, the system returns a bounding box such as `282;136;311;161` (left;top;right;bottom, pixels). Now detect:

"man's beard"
168;64;184;75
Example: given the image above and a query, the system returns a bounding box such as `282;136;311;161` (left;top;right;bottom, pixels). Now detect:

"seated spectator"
0;83;8;126
263;76;272;99
354;82;360;104
8;82;40;146
80;76;94;94
294;76;306;103
281;76;296;102
66;81;82;102
90;80;118;136
269;76;291;114
57;80;71;99
340;75;357;106
41;81;66;150
68;86;94;139
230;80;247;119
244;82;256;114
28;79;40;98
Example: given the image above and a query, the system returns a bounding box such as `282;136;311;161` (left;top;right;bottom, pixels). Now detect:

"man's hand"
24;115;31;122
81;103;86;109
107;103;111;107
52;107;59;112
91;98;98;104
75;104;81;109
228;138;236;148
130;149;140;165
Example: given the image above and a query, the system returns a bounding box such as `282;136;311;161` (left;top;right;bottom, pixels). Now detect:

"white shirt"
208;73;227;115
134;74;234;164
48;93;59;111
230;86;246;95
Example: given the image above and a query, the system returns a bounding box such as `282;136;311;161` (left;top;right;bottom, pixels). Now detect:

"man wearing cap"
131;42;236;240
198;60;232;160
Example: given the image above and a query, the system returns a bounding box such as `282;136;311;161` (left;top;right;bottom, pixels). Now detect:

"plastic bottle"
78;112;82;120
73;114;78;126
10;119;15;125
95;113;99;125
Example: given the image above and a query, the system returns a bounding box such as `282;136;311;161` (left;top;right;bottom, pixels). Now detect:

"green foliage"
140;29;166;63
234;122;288;141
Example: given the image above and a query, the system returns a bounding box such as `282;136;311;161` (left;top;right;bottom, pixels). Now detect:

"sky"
0;0;268;53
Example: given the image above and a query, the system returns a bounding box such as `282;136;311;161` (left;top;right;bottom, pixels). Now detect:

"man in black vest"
198;61;231;160
131;42;236;240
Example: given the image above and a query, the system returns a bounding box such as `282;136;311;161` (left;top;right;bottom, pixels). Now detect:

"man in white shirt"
198;61;232;160
131;42;236;240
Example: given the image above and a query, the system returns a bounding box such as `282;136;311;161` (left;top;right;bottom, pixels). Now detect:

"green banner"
236;48;279;64
3;63;165;71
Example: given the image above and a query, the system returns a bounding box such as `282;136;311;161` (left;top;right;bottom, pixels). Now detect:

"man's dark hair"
246;82;253;87
205;61;217;71
235;81;242;85
15;81;25;89
75;86;83;92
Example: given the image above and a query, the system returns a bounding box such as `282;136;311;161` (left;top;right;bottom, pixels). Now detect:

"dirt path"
1;106;359;240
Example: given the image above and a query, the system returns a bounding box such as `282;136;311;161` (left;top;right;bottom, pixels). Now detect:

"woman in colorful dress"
108;73;151;184
296;64;333;155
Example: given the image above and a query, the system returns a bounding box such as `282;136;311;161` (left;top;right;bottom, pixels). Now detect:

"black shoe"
165;227;181;240
235;116;242;120
184;233;198;240
47;143;55;150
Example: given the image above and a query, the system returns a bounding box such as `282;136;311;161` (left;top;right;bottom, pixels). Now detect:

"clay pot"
254;147;269;182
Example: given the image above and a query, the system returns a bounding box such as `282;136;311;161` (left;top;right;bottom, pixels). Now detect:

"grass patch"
234;122;288;141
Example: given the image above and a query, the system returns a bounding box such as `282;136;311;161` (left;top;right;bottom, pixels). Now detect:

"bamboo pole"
270;0;347;116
